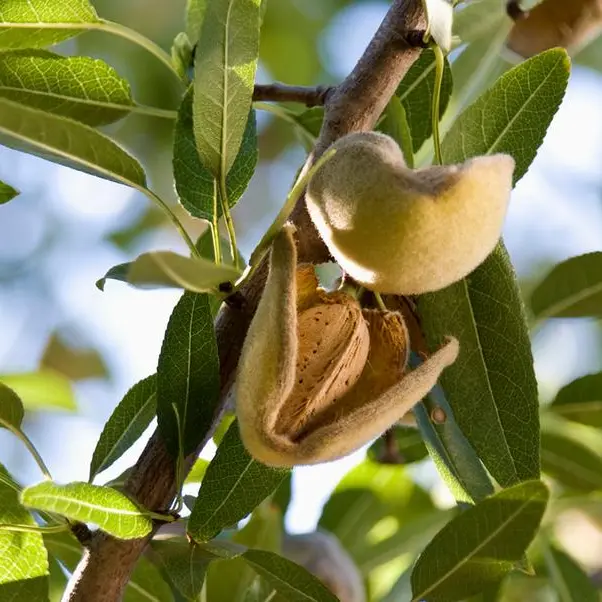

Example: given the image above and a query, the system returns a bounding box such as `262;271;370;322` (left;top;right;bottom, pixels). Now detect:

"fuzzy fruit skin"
306;132;515;295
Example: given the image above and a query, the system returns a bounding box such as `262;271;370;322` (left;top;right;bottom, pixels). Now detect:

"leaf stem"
0;419;52;480
0;523;69;534
430;42;445;166
137;188;199;258
237;147;337;288
218;177;239;270
211;183;223;264
94;20;182;84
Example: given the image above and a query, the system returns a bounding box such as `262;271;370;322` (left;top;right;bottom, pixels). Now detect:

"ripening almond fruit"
235;224;458;467
506;0;602;58
306;132;514;295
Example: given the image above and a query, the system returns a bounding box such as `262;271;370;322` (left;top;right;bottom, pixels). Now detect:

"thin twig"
65;3;428;601
252;83;333;106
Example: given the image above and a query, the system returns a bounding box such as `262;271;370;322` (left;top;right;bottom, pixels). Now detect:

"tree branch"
253;83;333;106
64;2;427;600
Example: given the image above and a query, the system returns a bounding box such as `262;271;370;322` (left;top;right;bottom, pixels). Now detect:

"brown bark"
64;2;427;600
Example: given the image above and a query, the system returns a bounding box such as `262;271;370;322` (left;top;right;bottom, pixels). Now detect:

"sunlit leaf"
157;292;220;457
0;371;76;412
0;50;133;126
0;98;146;188
543;544;598;602
419;50;570;488
89;374;157;481
396;48;452;151
243;549;338;602
188;422;288;543
0;0;99;49
530;252;602;320
41;333;107;382
0;382;24;429
21;481;152;539
0;465;48;600
185;458;209;485
0;179;17;204
193;0;261;176
549;372;602;428
411;481;549;602
541;421;602;492
175;87;257;221
186;0;207;44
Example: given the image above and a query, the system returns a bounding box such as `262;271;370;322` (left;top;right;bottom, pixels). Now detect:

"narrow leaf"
0;98;146;188
0;50;134;126
127;251;240;292
541;426;602;492
193;0;261;176
174;87;257;221
396;47;453;151
543;544;598;602
124;557;175;602
186;0;208;45
0;371;75;412
0;465;48;599
187;422;288;543
89;374;157;481
418;50;571;488
379;97;414;167
242;549;339;602
185;458;209;484
151;539;214;600
21;481;152;539
442;48;570;182
550;372;602;428
157;292;220;457
0;179;17;204
411;481;549;602
530;252;602;320
0;0;99;49
0;381;24;429
96;262;130;291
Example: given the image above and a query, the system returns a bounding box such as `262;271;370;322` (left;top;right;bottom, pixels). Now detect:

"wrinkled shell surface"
306;131;515;295
506;0;602;58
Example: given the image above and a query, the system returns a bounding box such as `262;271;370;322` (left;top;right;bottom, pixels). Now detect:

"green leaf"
0;465;48;600
540;423;602;492
174;87;257;221
549;372;602;428
47;554;68;602
124;557;175;602
43;531;82;572
187;422;288;543
41;333;108;382
0;381;24;429
171;32;194;79
367;426;428;465
89;374;157;481
292;106;323;145
530;253;602;320
21;481;152;539
453;0;508;43
152;539;214;600
379;96;414;168
0;371;76;412
186;0;207;45
0;50;134;126
206;502;283;602
442;48;570;182
417;51;571;489
0;98;146;188
157;292;220;457
396;48;453;151
96;262;130;291
419;245;540;488
0;179;17;203
0;0;99;49
543;544;598;602
193;0;261;176
411;481;549;602
242;549;339;602
127;251;240;292
185;458;209;484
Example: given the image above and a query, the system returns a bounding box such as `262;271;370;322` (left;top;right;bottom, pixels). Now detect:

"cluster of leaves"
0;1;601;602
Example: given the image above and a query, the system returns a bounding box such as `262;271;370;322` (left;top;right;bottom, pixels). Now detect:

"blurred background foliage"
2;1;602;601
